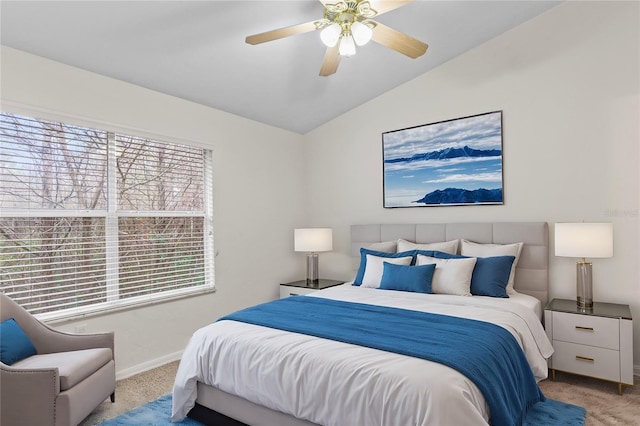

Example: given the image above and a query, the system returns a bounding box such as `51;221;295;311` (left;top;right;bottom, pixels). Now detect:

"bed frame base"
191;381;319;426
188;403;247;426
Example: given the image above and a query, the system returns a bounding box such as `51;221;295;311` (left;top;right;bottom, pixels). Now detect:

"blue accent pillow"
353;248;416;286
470;256;515;298
379;262;436;294
0;318;37;365
414;250;459;259
416;250;515;298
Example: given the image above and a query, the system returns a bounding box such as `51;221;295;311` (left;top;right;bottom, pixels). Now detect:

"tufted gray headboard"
351;222;549;306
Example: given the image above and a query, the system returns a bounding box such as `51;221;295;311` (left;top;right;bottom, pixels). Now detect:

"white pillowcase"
361;254;413;288
416;255;477;296
460;239;524;294
361;240;397;253
396;239;459;255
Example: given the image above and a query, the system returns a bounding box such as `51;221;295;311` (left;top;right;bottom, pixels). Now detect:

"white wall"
0;46;309;377
304;1;640;365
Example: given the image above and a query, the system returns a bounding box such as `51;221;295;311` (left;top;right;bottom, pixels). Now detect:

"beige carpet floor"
80;361;180;426
538;371;640;426
81;362;640;425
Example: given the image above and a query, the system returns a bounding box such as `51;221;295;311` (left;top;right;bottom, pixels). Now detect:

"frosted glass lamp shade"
339;34;356;56
351;21;372;46
320;23;341;47
555;223;613;258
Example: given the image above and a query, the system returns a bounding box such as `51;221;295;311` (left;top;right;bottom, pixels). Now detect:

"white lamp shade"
555;223;613;258
339;34;356;56
294;228;333;252
320;23;341;47
351;21;372;46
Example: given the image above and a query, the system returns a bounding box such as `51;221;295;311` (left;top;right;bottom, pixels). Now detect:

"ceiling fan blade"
246;21;319;45
371;21;428;58
369;0;415;16
319;45;341;76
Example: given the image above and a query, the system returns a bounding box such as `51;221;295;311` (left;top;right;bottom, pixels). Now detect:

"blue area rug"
99;393;586;425
99;395;201;425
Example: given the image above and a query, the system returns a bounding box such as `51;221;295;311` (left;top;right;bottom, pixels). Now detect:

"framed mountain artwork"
382;111;504;208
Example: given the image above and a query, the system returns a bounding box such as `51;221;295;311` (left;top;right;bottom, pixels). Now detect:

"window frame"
0;105;215;322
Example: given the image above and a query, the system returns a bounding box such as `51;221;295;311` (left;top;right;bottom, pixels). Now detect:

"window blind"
0;112;214;318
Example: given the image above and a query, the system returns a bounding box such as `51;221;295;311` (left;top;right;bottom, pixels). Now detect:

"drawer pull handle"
575;326;594;331
576;355;595;363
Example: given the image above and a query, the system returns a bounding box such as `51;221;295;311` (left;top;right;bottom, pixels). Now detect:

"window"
0;112;214;319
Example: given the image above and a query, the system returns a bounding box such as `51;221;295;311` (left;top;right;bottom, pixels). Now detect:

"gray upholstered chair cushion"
13;348;112;391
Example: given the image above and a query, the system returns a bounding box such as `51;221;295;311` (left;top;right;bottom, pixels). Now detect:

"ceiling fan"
245;0;428;77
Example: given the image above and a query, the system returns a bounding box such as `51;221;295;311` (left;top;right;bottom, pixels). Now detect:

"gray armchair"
0;293;116;426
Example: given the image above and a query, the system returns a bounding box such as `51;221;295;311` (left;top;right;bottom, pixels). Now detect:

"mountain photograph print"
382;111;504;208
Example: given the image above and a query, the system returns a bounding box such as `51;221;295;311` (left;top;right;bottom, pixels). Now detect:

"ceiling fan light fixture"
339;33;356;57
351;21;372;46
245;0;427;76
320;22;341;47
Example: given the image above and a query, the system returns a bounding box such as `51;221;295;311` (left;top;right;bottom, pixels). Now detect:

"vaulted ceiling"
1;1;561;134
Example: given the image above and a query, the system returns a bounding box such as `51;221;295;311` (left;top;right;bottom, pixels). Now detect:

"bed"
172;222;553;426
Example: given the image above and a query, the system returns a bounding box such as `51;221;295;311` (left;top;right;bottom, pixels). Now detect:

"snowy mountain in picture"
414;187;503;205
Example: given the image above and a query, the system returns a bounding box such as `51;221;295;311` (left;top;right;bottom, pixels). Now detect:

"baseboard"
116;350;183;381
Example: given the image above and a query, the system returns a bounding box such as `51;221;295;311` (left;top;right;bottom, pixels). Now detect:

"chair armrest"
37;328;114;358
0;363;59;426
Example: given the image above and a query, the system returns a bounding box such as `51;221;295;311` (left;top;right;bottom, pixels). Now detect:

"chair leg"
110;392;115;403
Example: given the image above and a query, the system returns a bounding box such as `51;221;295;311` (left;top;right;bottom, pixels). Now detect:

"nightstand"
280;279;345;298
544;298;633;394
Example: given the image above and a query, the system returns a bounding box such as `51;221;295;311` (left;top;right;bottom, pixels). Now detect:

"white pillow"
460;240;524;294
361;240;397;253
397;239;459;254
361;254;413;288
416;255;476;296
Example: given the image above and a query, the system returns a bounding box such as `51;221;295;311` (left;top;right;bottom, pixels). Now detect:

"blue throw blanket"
220;296;544;426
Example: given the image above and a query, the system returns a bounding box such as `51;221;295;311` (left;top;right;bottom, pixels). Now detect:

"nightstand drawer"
552;311;619;350
552;340;621;382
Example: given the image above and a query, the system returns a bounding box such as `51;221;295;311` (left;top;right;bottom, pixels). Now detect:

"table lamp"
555;223;613;308
294;228;333;284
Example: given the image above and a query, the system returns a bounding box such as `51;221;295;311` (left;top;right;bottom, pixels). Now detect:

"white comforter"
172;285;553;425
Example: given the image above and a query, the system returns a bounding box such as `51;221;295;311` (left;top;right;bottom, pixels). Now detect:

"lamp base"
577;298;593;310
576;260;593;308
306;253;319;284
